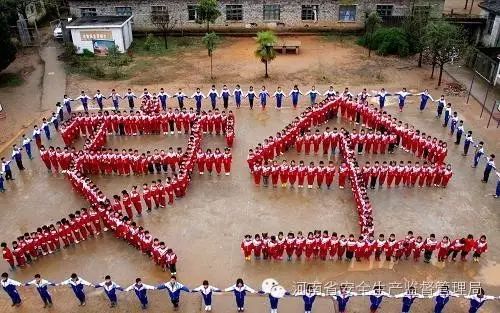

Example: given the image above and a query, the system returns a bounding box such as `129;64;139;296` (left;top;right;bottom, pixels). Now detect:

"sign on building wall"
80;30;112;41
93;39;115;56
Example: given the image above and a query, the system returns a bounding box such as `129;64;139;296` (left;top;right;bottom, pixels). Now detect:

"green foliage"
365;11;382;35
359;27;410;57
255;30;278;63
197;0;221;31
81;49;94;57
0;72;23;87
0;14;16;72
143;33;161;52
202;31;219;55
106;45;132;67
402;11;429;55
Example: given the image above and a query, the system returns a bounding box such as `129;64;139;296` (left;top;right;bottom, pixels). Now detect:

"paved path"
39;43;66;110
445;64;500;127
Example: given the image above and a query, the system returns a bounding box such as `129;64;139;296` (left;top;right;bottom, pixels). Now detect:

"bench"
272;40;301;54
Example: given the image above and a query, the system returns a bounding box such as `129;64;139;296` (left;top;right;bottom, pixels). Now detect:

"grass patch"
322;32;358;44
129;35;206;56
0;72;23;88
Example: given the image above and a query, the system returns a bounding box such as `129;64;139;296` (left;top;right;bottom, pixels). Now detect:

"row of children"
241;231;488;264
2;273;498;313
250;159;452;190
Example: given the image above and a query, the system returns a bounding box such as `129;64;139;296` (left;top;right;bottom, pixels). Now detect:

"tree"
0;14;17;72
403;10;429;67
365;11;382;57
255;31;278;78
151;7;177;49
423;20;465;86
197;0;221;33
202;32;219;79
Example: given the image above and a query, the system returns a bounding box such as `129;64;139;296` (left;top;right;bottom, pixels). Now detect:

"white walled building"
66;15;133;55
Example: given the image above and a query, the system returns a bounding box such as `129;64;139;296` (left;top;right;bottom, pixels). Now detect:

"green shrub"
144;33;161;52
82;49;94;57
359;27;410;57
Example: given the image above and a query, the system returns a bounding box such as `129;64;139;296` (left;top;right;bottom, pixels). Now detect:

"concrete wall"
480;9;500;47
69;22;132;53
68;0;444;33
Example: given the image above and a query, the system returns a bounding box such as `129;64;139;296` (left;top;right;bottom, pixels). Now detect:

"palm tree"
255;31;278;78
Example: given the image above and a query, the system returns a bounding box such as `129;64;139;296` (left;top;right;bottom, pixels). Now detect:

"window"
263;4;280;21
487;13;495;35
376;5;393;17
339;5;356;22
226;4;243;21
115;6;132;16
301;5;318;21
187;5;199;21
80;8;97;17
413;5;430;17
152;5;167;14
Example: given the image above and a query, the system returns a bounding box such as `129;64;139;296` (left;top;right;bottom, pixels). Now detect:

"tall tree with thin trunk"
423;20;465;86
255;30;278;78
151;7;177;49
202;32;219;79
197;0;221;33
403;9;429;67
365;11;382;57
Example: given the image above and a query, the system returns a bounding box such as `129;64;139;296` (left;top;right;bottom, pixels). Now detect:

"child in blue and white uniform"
224;278;256;312
125;278;156;309
157;88;171;111
191;88;206;114
156;275;190;310
93;89;105;110
192;280;221;312
207;85;219;110
76;91;92;112
1;272;22;306
95;275;123;307
289;85;303;108
394;287;424;313
258;86;270;109
373;88;390;109
246;86;256;109
173;89;188;109
305;86;321;105
124;88;137;109
394;88;412;112
273;87;286;110
221;85;232;109
25;274;56;308
108;89;122;111
233;85;243;108
58;273;93;306
416;89;434;111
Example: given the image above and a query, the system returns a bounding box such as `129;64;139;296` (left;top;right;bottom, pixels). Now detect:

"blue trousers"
434;302;446;313
402;302;412;312
420;100;427;111
38;290;52;304
44;128;51;140
474;153;482;167
73;290;85;303
7;290;21;304
236;296;244;308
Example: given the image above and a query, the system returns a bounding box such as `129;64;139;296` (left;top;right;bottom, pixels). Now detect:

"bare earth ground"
0;36;499;312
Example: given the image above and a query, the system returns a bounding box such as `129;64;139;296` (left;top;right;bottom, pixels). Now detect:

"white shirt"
193;285;220;295
26;279;54;288
96;281;121;292
224;284;256;293
125;283;156;292
1;278;21;288
59;277;92;287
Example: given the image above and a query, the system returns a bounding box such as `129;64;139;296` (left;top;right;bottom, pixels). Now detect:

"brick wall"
68;0;444;33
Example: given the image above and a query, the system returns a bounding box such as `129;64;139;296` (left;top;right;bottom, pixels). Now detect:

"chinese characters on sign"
292;281;482;297
80;30;112;41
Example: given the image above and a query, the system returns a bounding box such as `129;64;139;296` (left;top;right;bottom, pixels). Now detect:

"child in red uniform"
304;232;315;259
252;234;262;259
1;242;15;270
223;148;232;175
241;235;253;261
